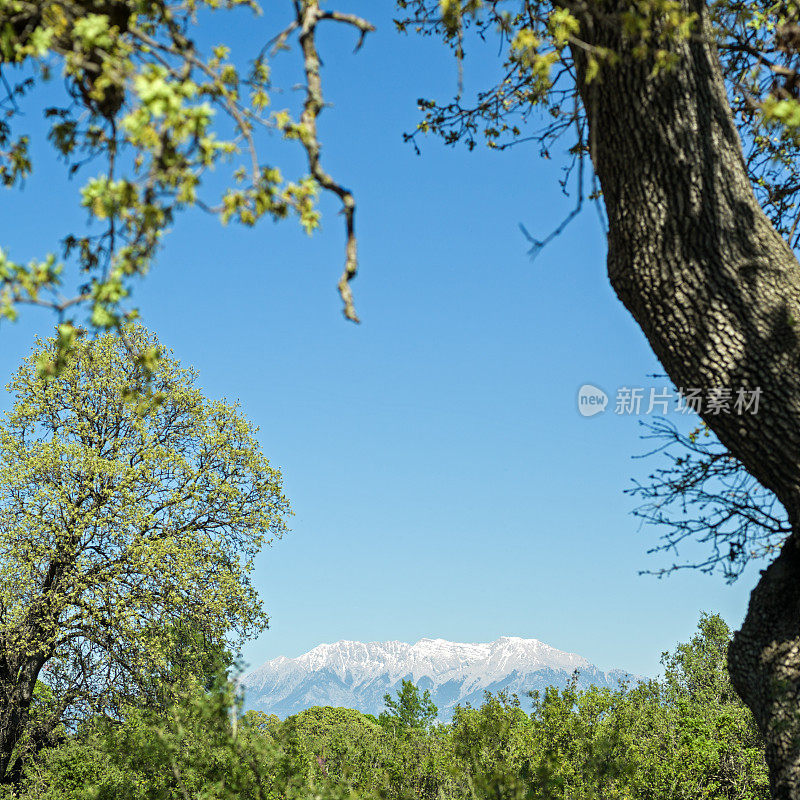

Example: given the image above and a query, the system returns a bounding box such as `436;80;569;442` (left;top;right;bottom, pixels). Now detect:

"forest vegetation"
0;611;770;800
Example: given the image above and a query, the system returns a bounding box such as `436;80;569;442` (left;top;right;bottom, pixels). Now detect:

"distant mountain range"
240;636;640;721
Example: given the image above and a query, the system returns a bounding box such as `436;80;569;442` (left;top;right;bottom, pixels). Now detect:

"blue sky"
0;2;758;679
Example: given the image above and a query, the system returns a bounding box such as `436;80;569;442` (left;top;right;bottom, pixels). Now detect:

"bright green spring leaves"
0;326;290;718
399;0;698;154
741;1;800;141
0;0;320;343
400;0;800;249
7;613;769;800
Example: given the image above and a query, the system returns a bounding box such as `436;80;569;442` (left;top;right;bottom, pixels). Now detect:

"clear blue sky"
0;2;758;679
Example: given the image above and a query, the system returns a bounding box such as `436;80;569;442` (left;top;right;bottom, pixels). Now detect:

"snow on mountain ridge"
239;636;627;721
245;636;587;689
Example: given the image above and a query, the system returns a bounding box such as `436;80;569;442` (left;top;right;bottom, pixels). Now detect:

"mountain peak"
241;636;637;721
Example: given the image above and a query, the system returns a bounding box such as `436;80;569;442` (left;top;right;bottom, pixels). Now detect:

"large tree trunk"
566;0;800;795
0;653;44;784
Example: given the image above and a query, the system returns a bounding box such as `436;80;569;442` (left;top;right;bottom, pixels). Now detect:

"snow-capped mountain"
240;636;639;721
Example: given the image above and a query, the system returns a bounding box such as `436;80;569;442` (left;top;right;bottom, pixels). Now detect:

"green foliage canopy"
0;0;373;375
6;613;769;800
0;326;290;782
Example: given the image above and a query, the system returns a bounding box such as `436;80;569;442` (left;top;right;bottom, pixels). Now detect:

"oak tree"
0;326;290;784
394;2;800;795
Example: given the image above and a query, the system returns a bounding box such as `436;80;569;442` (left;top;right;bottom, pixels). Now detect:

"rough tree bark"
0;652;46;784
565;0;800;795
